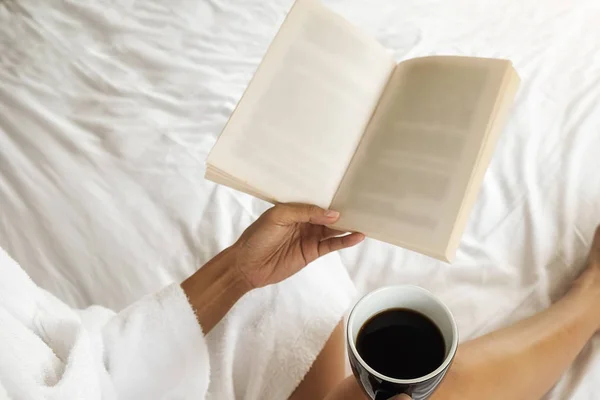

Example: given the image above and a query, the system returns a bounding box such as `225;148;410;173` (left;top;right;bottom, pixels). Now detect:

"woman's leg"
431;264;600;400
322;227;600;400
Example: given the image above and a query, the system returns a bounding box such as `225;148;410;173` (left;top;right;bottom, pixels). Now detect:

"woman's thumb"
391;395;412;400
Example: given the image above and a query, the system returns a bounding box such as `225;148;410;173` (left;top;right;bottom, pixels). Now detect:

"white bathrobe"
0;245;210;399
0;244;356;400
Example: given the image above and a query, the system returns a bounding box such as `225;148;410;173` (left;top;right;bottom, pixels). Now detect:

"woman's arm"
182;203;364;333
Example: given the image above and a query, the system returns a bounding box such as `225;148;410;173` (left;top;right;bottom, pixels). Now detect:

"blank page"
206;0;394;208
331;56;515;259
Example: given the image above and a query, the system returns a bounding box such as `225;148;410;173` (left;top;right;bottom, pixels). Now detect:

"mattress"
2;0;600;398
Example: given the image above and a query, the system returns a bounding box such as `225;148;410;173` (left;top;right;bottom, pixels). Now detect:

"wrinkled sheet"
0;1;357;398
2;0;600;398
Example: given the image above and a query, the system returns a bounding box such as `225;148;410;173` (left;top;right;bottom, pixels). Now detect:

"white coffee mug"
347;285;459;400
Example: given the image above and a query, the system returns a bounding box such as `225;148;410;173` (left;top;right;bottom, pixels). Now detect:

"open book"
206;0;520;262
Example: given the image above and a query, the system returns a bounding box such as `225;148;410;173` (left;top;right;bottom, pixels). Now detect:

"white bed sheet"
0;1;358;398
2;0;600;398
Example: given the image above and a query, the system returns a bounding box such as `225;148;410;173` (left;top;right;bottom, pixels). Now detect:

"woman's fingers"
268;203;340;225
318;232;365;256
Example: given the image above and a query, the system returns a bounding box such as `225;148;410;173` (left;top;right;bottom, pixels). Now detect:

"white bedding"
2;0;600;399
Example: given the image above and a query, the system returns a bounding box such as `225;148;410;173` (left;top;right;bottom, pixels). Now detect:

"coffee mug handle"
375;389;401;400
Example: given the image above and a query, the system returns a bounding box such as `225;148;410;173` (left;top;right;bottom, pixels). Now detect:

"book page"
206;0;395;208
331;56;513;258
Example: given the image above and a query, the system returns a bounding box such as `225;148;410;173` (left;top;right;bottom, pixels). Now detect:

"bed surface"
2;0;600;398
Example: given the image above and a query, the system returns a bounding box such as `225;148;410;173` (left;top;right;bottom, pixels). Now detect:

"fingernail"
324;210;340;218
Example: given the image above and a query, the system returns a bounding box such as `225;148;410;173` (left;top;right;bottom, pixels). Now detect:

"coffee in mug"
356;308;446;380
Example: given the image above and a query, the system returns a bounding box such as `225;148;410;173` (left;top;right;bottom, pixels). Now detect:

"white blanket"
2;0;600;399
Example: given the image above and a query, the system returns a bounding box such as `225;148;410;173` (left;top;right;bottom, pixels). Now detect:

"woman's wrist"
181;245;252;333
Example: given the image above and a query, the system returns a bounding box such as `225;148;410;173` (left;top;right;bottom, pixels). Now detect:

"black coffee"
356;308;446;380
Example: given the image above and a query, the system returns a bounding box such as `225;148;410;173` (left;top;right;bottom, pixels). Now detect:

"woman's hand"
182;203;363;333
232;203;364;289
